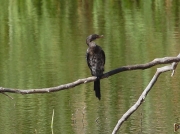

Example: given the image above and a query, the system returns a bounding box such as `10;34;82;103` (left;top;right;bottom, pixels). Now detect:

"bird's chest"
88;48;101;60
89;53;103;63
87;48;104;67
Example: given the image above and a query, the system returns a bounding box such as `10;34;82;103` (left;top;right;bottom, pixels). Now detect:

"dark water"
0;0;180;134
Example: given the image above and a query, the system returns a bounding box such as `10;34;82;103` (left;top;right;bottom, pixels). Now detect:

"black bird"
86;34;105;100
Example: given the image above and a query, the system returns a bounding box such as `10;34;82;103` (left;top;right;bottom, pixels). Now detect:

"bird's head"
87;34;103;42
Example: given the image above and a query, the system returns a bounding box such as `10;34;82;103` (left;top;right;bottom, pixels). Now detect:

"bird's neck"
86;38;96;47
86;38;91;45
87;41;96;48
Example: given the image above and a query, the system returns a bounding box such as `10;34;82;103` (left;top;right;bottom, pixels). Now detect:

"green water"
0;0;180;133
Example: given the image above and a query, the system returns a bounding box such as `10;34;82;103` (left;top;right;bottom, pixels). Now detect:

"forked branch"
112;54;180;134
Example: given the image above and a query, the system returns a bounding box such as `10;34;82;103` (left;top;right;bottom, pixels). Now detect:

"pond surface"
0;0;180;134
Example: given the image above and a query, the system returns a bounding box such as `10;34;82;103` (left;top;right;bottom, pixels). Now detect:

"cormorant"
86;34;105;100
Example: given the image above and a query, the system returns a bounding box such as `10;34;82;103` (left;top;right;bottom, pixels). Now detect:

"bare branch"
103;55;180;78
0;54;179;94
0;77;96;94
112;54;180;134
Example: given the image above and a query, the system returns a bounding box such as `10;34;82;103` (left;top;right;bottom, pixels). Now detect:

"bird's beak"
99;35;103;38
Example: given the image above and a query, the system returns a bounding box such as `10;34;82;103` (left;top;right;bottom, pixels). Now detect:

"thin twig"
1;92;13;100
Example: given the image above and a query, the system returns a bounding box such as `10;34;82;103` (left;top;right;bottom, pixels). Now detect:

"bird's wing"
101;49;105;65
86;49;92;70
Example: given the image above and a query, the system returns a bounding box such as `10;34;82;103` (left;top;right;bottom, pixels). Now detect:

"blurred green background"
0;0;180;133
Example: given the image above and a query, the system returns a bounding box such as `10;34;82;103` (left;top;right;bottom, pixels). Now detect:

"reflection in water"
0;0;180;133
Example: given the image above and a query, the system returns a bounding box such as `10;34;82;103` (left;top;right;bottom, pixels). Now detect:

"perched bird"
86;34;105;100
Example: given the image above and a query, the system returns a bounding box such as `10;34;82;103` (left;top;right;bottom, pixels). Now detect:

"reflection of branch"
51;109;54;134
112;54;180;134
0;55;180;95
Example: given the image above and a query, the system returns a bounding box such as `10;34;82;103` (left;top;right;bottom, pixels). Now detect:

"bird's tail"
94;79;101;100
